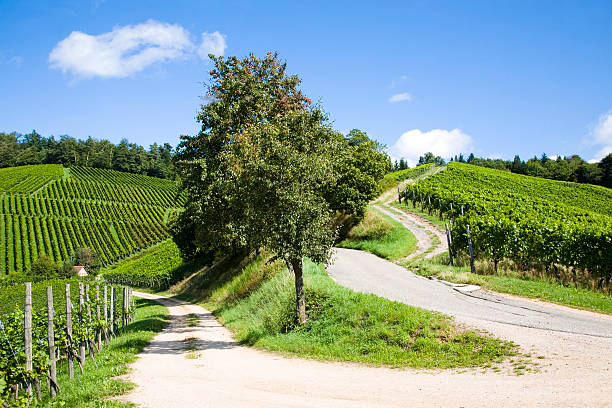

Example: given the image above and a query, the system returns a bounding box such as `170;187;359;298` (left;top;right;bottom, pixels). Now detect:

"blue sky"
1;0;611;165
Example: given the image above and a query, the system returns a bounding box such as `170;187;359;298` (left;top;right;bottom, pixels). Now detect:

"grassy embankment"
40;299;168;407
336;208;416;260
170;251;517;369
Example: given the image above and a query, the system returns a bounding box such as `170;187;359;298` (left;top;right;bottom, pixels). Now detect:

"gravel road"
121;290;612;408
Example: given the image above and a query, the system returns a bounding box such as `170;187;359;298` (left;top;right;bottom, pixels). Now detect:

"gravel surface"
121;291;612;408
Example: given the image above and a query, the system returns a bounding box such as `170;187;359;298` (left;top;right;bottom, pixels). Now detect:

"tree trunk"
290;257;307;325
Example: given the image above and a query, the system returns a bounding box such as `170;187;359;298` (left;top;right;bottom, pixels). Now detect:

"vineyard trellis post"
467;224;476;274
46;286;58;397
24;282;33;395
110;287;115;338
445;223;454;266
121;287;126;329
78;282;85;365
65;284;73;379
96;286;101;349
103;286;108;345
397;187;401;204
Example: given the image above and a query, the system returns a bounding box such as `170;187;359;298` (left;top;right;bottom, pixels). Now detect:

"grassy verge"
390;201;447;229
39;298;169;407
410;255;612;315
171;252;517;369
337;208;416;261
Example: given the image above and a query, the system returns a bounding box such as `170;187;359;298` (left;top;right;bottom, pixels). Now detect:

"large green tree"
174;53;344;324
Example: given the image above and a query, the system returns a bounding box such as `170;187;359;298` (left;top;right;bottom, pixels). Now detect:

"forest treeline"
0;130;175;178
394;151;612;188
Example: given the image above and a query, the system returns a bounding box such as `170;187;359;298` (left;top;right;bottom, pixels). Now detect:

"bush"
30;255;59;278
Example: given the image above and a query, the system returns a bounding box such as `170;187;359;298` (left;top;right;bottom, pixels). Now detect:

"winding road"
119;196;612;407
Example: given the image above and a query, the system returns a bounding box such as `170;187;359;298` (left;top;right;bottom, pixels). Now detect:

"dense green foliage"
172;253;515;368
0;164;182;275
103;240;199;288
403;162;612;278
0;131;175;179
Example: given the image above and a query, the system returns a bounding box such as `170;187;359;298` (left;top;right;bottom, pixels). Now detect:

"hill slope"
402;162;612;277
0;164;182;274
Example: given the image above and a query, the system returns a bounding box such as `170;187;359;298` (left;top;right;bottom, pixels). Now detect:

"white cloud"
49;20;227;78
389;92;412;103
389;128;474;167
590;111;612;161
198;31;226;58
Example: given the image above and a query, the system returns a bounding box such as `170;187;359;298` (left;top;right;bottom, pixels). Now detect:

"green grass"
337;208;416;261
171;252;517;369
37;298;169;407
410;255;612;315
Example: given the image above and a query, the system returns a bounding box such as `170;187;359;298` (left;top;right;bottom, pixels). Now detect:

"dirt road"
121;291;612;408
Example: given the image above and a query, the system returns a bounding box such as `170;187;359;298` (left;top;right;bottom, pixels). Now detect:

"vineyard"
402;162;612;280
103;240;197;288
0;279;133;404
0;165;183;275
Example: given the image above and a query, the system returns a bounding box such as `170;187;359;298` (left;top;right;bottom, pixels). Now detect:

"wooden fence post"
397;187;401;203
24;282;32;395
96;286;101;349
122;287;126;329
467;224;476;274
65;284;73;379
110;287;115;338
46;286;57;397
103;286;108;345
78;282;85;365
445;223;454;266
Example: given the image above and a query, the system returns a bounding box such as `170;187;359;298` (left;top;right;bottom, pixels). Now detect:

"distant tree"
30;255;59;278
466;153;475;163
511;155;523;173
458;153;465;163
0;133;19;167
418;152;444;165
72;247;101;274
599;153;612;188
325;129;391;217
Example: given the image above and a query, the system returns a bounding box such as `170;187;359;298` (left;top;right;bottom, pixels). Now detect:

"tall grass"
171;253;516;368
337;208;416;260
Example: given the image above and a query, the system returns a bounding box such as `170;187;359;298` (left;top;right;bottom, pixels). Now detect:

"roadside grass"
171;252;517;369
410;254;612;315
38;299;169;407
337;208;417;261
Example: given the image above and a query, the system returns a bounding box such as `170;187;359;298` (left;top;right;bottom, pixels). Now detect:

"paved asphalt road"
328;247;612;338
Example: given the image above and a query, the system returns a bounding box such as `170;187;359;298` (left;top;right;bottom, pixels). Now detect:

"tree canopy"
0;131;175;179
173;53;388;324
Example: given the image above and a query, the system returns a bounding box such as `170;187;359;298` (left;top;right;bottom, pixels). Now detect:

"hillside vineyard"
0;165;182;274
403;162;612;279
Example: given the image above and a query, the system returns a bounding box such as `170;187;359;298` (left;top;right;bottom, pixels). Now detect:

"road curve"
328;247;612;338
124;291;612;408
